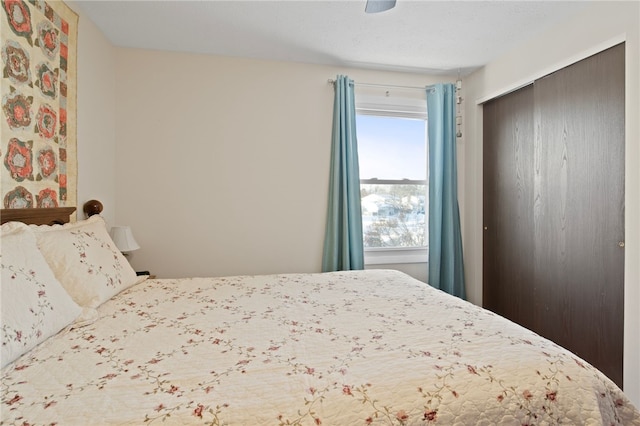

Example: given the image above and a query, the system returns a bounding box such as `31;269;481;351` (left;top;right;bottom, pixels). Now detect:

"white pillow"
32;215;144;308
1;222;83;368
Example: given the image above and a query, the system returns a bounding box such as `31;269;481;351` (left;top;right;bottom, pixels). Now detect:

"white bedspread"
2;270;639;425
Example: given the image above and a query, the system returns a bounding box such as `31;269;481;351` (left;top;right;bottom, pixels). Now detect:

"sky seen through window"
356;115;426;180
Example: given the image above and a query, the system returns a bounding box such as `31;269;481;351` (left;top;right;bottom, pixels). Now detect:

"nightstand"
136;271;156;279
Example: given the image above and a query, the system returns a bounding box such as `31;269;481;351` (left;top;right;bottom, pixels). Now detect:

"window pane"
361;183;427;248
357;113;428;250
356;115;426;180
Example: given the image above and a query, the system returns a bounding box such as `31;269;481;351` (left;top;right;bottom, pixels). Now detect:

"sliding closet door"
533;44;625;386
483;85;536;331
483;43;625;387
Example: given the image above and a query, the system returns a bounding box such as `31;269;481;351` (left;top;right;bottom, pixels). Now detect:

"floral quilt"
2;270;639;425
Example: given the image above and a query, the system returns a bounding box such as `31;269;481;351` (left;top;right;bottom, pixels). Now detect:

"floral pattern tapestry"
1;0;77;210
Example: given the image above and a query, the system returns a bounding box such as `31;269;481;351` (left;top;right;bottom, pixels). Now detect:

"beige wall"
113;48;450;279
71;1;118;225
463;1;639;405
69;0;440;284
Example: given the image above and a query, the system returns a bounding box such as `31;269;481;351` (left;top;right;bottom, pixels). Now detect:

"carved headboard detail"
0;207;76;225
83;199;103;217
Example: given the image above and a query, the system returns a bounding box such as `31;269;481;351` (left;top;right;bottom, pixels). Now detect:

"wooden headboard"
0;207;76;225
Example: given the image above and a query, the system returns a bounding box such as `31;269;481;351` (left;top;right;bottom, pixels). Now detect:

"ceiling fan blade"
365;0;396;13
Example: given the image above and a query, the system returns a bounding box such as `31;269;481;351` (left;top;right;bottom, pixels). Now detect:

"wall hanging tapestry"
1;0;77;210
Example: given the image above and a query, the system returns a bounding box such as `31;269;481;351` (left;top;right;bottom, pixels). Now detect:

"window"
356;109;428;265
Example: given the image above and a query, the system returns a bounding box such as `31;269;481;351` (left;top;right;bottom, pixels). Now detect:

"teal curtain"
426;83;466;299
322;75;364;271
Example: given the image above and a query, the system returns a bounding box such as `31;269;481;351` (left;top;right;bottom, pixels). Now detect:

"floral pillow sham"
1;222;83;368
32;216;145;308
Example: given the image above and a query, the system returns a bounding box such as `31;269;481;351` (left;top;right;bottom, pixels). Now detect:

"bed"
2;206;639;425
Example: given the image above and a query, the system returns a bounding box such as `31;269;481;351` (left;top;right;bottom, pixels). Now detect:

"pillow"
1;222;83;368
32;215;144;308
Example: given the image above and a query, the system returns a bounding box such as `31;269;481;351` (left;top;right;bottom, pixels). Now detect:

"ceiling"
73;0;592;76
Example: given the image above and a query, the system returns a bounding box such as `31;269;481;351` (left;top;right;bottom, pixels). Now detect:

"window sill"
364;248;428;265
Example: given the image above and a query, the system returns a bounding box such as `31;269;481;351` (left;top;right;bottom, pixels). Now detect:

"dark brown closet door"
483;84;536;331
533;44;625;386
483;43;625;387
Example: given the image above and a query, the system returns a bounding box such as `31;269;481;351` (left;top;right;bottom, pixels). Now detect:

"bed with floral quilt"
1;212;639;425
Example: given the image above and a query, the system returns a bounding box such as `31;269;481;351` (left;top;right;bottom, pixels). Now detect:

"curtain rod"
327;79;426;92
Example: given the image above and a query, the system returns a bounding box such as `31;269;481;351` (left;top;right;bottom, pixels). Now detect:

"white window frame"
356;102;428;266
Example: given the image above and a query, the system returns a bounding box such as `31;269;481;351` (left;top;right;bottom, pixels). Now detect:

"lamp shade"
110;226;140;253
